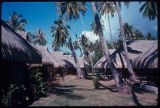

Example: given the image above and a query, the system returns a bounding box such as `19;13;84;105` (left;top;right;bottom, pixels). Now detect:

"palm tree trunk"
56;3;84;79
69;37;84;79
107;13;115;49
70;21;85;78
87;49;94;73
80;13;95;74
91;2;124;91
115;2;138;82
79;46;83;56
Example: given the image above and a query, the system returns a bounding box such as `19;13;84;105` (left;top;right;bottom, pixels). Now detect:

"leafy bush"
1;84;26;106
93;77;100;89
30;69;49;99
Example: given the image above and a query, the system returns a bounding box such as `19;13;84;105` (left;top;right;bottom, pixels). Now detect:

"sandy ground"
31;75;157;106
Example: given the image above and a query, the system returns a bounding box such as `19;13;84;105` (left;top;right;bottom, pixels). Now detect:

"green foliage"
30;69;49;98
92;40;103;65
119;22;146;40
64;51;71;55
58;2;87;21
145;32;156;40
50;18;70;51
1;84;26;107
6;11;27;32
93;77;100;89
33;28;47;46
90;19;104;36
139;1;157;21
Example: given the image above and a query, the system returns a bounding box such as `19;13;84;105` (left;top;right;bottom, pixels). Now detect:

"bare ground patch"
31;75;157;106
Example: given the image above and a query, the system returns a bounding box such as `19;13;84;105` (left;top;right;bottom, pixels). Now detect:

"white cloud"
80;14;120;43
80;31;99;42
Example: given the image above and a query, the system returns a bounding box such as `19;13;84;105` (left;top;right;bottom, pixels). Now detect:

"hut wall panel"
1;61;30;90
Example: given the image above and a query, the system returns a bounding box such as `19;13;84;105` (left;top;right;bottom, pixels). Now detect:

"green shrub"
1;84;26;106
30;69;49;99
93;77;100;89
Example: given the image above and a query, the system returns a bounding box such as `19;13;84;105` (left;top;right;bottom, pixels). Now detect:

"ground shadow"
97;83;118;92
59;92;85;100
131;83;145;94
49;85;74;94
49;85;85;100
131;86;142;106
54;85;76;88
85;76;94;80
73;88;95;91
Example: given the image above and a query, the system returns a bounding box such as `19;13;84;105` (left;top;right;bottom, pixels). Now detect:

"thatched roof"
17;31;28;40
94;49;116;68
33;46;59;68
13;29;59;67
94;40;158;69
1;21;42;63
51;51;88;68
64;55;87;68
132;42;158;68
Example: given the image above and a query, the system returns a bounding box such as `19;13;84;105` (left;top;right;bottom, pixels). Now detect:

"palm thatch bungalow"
1;22;41;63
94;40;158;83
51;51;89;75
95;40;157;69
1;21;42;105
132;43;158;69
29;46;59;67
27;46;61;85
132;42;158;85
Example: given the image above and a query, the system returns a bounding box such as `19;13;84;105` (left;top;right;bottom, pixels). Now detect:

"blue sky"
2;2;157;55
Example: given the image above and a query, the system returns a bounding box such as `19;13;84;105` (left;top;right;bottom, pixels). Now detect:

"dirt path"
31;75;157;106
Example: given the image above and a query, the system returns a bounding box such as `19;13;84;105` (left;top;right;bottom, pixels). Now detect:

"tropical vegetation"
2;1;158;106
6;11;27;32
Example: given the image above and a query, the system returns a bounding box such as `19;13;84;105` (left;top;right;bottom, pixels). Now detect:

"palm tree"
68;37;85;78
92;40;103;64
98;2;116;49
57;1;87;51
58;2;86;21
6;11;27;32
72;39;83;56
134;29;145;40
80;34;94;73
33;28;47;46
50;18;70;51
115;2;138;82
57;2;87;78
122;23;135;40
64;51;71;55
91;2;124;91
90;19;105;35
119;23;145;40
25;32;34;42
145;32;155;40
139;1;157;20
57;2;87;28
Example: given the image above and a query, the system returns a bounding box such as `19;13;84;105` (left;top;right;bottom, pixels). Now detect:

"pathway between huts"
31;74;157;106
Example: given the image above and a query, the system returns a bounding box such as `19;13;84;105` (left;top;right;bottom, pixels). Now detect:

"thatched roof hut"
94;40;158;69
17;31;28;40
132;42;158;69
64;55;87;68
51;51;88;68
33;46;59;68
94;49;115;68
1;21;42;63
